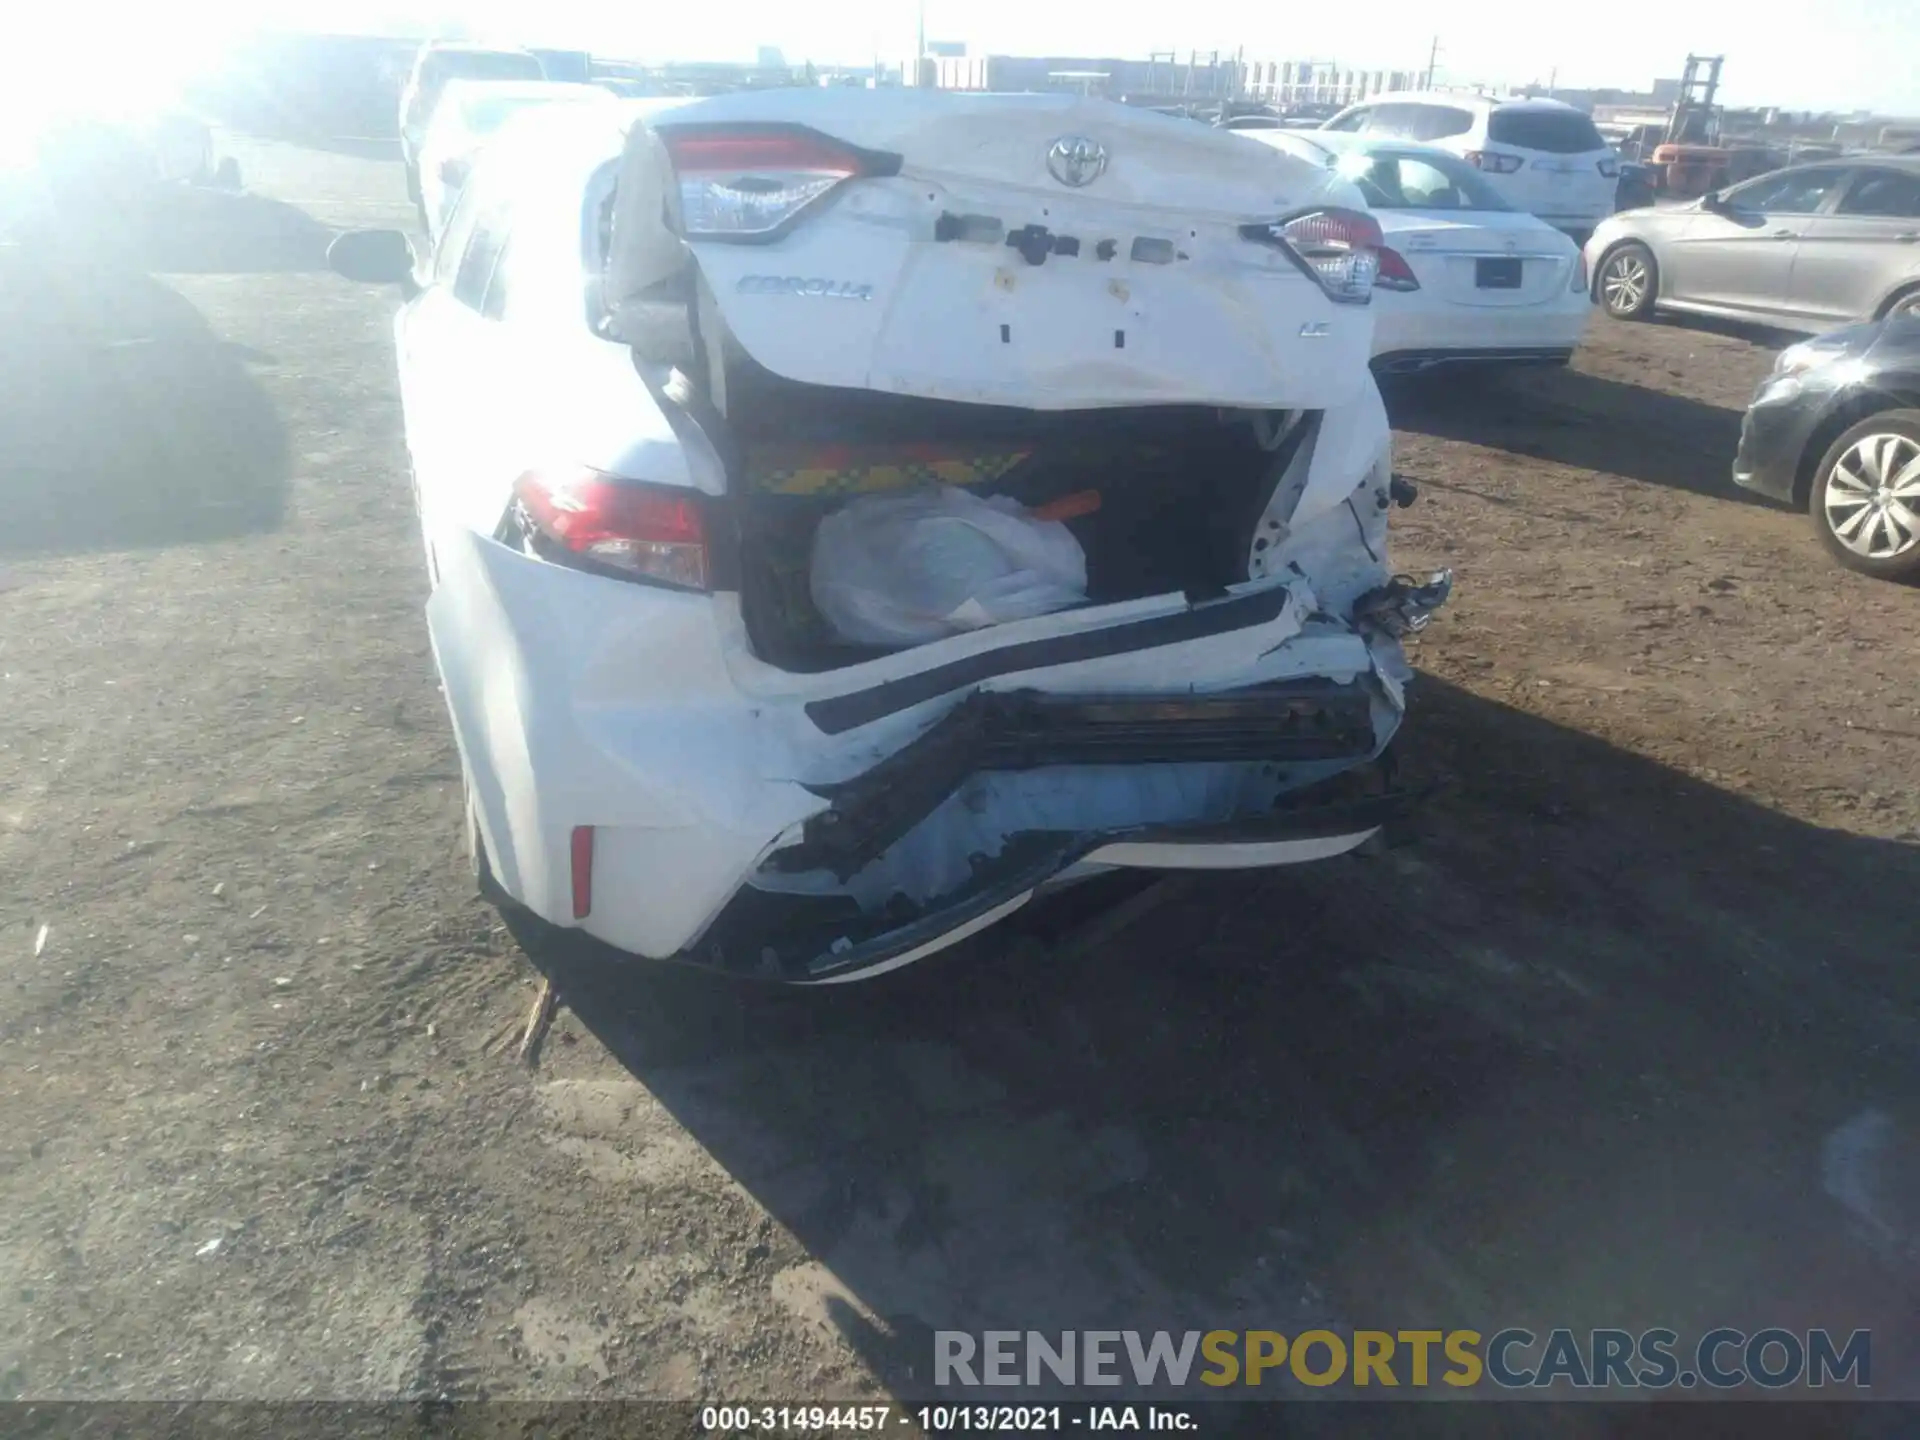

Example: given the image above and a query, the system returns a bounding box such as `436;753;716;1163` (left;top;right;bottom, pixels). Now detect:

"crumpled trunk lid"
607;91;1377;412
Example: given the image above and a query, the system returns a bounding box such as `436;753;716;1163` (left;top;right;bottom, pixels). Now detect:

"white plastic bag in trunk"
810;486;1088;646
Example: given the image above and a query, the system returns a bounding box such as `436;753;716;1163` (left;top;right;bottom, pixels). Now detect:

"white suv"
326;93;1450;984
1321;93;1617;241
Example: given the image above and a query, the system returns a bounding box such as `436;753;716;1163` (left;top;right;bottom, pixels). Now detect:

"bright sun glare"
0;14;236;156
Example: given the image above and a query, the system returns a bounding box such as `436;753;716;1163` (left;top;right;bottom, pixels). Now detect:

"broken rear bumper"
769;678;1382;882
676;757;1426;984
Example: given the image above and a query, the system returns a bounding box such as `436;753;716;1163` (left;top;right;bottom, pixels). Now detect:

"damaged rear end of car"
433;92;1451;982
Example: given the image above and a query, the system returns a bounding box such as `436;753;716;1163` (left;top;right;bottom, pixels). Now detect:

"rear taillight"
513;468;710;590
1245;207;1384;304
1597;156;1620;179
570;825;594;920
659;126;877;239
1464;150;1524;175
1572;251;1588;294
1376;245;1421;292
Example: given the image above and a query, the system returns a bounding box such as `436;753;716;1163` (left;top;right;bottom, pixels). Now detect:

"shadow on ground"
1650;310;1804;350
1385;368;1766;503
0;242;288;556
522;678;1920;1418
46;184;339;275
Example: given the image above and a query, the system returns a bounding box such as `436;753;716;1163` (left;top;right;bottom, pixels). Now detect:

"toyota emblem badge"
1046;136;1109;188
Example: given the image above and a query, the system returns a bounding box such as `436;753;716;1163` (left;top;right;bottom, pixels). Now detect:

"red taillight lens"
659;126;872;239
1264;207;1384;304
1597;156;1621;179
513;468;710;591
570;825;594;920
1376;245;1421;292
1464;150;1525;175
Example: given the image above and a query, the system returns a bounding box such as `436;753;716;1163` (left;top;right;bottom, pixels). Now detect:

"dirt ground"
3;136;1919;1421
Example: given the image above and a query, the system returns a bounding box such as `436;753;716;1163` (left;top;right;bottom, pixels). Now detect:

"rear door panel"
1789;168;1920;323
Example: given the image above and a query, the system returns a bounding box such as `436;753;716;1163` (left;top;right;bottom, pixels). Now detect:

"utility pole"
915;0;926;87
1424;35;1440;90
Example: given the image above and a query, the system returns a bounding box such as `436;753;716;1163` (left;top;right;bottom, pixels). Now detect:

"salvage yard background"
3;135;1919;1409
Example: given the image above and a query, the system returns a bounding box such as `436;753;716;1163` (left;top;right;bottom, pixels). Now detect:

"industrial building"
925;52;1418;107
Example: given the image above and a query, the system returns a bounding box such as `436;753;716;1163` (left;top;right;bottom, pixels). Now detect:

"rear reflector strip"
570;826;594;919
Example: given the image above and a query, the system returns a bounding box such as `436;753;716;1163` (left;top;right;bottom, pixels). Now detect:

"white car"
399;41;548;211
1253;130;1592;374
1319;92;1618;241
417;79;612;242
326;93;1451;984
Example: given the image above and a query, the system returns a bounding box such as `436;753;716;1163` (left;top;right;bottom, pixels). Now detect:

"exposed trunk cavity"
709;357;1306;673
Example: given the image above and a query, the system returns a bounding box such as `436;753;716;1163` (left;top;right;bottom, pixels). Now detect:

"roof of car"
1265;128;1468;163
441;79;609;106
419;40;540;56
1335;91;1589;115
1760;154;1920;173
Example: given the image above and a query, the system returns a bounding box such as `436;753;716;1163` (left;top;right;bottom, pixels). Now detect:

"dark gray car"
1734;315;1920;579
1587;159;1920;332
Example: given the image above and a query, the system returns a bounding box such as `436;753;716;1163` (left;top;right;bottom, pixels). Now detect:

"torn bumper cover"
686;756;1427;983
770;678;1383;882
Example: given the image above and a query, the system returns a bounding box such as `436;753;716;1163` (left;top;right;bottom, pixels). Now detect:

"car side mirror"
328;229;418;290
1701;190;1728;214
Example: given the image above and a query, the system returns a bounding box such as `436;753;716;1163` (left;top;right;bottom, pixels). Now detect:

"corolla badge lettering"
1046;136;1109;188
736;275;873;300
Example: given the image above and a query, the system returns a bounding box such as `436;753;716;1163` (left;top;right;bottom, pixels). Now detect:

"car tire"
1808;409;1920;582
1597;242;1658;320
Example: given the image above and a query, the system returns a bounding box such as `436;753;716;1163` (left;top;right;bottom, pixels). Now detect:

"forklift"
1644;56;1776;197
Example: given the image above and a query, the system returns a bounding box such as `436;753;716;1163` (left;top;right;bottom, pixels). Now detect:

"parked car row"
1247;128;1593;374
1312;93;1620;244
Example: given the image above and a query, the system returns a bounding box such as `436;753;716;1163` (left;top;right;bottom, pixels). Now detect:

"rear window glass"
1339;149;1510;210
425;52;546;86
1367;104;1476;142
1487;108;1606;154
1838;168;1920;219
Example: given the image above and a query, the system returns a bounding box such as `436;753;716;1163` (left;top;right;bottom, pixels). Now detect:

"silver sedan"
1584;158;1920;332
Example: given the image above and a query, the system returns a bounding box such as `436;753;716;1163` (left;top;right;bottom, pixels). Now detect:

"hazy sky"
19;2;1920;115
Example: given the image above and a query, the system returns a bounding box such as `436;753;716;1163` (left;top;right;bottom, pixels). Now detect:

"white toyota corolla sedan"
1253;129;1594;375
326;92;1451;984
